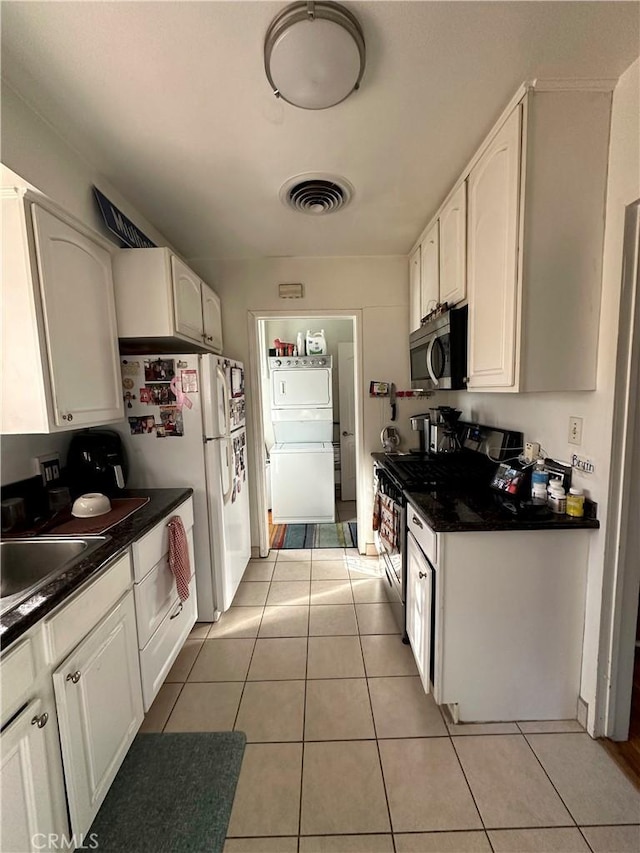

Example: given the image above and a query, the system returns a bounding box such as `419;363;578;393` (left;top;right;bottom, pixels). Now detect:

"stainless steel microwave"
410;305;468;390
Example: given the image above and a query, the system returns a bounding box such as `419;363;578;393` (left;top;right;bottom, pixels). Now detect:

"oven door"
374;495;406;638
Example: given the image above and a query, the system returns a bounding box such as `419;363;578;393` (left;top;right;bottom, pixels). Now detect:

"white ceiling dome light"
264;1;366;110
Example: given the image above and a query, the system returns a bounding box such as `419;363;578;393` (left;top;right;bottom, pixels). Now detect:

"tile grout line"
520;731;585;832
160;681;186;733
353;592;397;850
229;603;266;733
444;718;491;844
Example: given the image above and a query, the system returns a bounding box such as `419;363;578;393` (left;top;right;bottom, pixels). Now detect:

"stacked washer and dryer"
269;356;335;524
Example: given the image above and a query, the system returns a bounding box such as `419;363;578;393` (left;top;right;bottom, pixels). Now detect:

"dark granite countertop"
373;451;599;533
405;488;600;533
1;488;193;650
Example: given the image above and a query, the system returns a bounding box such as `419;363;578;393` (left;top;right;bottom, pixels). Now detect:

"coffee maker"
409;414;431;453
66;430;128;497
429;406;462;453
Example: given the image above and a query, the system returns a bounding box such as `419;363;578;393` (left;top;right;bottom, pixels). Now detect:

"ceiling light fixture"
264;1;366;110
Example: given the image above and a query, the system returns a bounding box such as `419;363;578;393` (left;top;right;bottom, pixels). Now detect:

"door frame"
598;199;640;739
248;310;363;557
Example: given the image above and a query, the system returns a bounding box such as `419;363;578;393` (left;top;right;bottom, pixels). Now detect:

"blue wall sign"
93;187;157;249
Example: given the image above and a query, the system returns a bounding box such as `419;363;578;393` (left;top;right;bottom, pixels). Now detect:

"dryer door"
271;368;332;408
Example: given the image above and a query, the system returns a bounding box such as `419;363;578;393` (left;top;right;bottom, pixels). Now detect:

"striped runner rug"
269;521;357;550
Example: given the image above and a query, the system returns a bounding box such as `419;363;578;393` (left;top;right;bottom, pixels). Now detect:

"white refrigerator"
114;353;250;621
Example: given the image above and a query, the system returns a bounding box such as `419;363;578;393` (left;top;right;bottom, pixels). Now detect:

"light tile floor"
141;546;640;853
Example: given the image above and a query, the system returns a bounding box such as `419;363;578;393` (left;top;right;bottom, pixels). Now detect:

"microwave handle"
426;337;439;388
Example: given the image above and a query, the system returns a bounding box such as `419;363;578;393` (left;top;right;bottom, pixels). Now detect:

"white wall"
448;57;640;734
0;81;174;485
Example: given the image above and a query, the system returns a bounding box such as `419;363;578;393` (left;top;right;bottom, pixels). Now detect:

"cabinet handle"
31;712;49;728
206;335;213;342
342;431;354;437
170;601;184;620
66;671;81;684
68;413;73;421
419;571;428;579
412;515;424;529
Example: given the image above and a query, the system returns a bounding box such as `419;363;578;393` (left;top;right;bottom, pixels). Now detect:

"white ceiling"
1;1;638;260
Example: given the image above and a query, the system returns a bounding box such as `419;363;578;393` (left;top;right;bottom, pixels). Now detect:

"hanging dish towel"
167;516;191;601
379;494;399;553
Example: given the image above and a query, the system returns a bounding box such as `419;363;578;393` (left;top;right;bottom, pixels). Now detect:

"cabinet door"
171;255;204;343
439;182;467;306
406;532;432;694
467;106;522;388
31;206;123;428
202;283;223;353
409;245;422;332
0;699;66;853
53;591;143;837
420;221;440;318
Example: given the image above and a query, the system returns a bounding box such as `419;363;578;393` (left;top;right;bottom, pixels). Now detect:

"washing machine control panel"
269;356;333;369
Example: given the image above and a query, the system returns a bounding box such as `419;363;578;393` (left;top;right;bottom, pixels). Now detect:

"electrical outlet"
524;441;540;463
34;453;61;485
568;416;583;446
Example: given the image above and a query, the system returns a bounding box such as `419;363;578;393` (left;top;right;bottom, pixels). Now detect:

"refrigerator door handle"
216;364;232;436
221;436;234;504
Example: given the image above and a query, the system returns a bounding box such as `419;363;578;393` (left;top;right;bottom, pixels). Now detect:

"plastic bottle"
531;459;549;498
296;332;305;357
531;483;547;504
547;481;567;514
566;488;585;518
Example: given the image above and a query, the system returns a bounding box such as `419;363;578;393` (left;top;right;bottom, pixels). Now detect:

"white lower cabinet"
131;498;197;710
405;500;592;722
53;590;143;837
406;532;432;693
0;698;67;853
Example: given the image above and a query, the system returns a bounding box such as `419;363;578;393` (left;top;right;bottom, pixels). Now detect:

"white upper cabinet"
439;181;467;307
467;107;522;389
113;247;223;354
409;245;422;333
202;283;223;353
171;254;204;343
420;220;440;319
409;82;612;393
1;189;123;434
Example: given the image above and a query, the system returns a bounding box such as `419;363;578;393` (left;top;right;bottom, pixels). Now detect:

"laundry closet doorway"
248;311;363;557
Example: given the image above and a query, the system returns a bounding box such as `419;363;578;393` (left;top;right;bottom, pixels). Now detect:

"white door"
201;354;229;439
439;182;467;306
171;255;204;343
204;434;251;612
467;106;522;388
202;283;223;353
406;532;432;694
31;205;123;428
271;446;335;524
0;699;66;853
409;245;422;332
420;220;440;318
271;368;332;408
53;591;143;837
338;342;356;502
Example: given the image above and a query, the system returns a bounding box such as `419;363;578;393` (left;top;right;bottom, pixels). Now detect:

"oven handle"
426;337;439;388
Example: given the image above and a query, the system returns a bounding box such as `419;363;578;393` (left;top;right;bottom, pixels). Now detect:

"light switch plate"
568;416;583;445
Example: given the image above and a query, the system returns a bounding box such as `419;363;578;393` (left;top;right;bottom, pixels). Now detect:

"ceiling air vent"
280;173;354;215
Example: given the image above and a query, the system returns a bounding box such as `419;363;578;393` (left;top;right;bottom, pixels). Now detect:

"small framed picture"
144;358;175;383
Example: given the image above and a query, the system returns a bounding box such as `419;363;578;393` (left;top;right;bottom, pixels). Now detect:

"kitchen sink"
0;537;107;614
